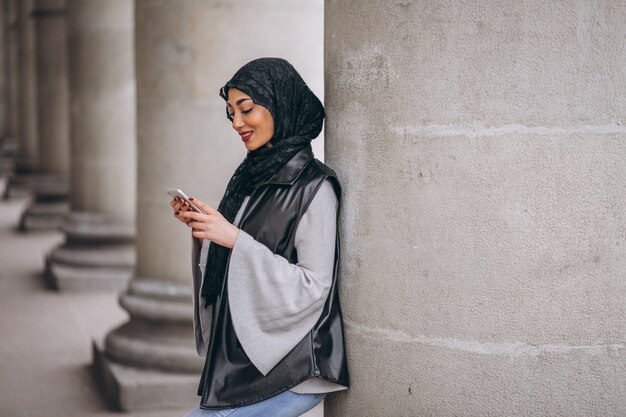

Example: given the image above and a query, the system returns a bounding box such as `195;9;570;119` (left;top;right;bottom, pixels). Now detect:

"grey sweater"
195;179;346;394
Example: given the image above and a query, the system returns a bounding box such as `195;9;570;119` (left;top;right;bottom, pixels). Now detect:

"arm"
228;179;338;375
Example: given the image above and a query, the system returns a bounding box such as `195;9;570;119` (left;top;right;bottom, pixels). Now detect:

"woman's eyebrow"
227;98;252;108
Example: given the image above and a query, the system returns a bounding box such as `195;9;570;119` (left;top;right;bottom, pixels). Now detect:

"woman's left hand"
176;197;240;249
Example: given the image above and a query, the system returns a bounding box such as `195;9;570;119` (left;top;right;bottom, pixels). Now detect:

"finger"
174;216;190;226
176;210;203;221
173;198;185;209
187;221;206;230
189;197;218;215
192;230;212;240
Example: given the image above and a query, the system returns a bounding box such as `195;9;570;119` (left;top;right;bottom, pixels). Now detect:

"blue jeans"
184;391;325;417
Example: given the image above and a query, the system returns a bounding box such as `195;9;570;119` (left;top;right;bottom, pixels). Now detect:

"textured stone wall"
325;1;626;416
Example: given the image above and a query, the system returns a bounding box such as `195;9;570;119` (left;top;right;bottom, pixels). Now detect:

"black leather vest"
198;146;350;409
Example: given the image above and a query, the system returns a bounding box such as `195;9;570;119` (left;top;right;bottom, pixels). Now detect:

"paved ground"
0;193;187;417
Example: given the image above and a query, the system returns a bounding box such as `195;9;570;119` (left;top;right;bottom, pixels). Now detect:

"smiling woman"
226;88;275;151
169;58;349;417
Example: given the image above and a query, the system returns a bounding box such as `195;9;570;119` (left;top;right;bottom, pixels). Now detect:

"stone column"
0;0;19;176
94;0;324;411
5;0;18;143
325;1;626;416
44;0;136;291
0;1;7;143
3;0;39;198
19;0;70;230
15;0;38;173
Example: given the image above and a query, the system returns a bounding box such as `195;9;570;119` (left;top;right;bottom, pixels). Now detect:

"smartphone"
166;188;202;213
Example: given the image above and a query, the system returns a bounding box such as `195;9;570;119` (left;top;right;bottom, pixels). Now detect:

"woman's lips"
240;131;253;142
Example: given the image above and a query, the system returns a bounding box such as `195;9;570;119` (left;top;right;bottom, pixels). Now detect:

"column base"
19;174;69;231
12;156;38;174
93;278;202;410
45;212;135;291
45;256;133;291
104;278;202;373
3;157;39;198
19;200;69;231
3;172;37;199
92;339;199;411
0;136;18;156
0;157;15;177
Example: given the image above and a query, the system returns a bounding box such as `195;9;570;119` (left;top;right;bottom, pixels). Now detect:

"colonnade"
2;0;625;416
15;0;38;176
20;0;70;229
45;0;136;291
1;0;325;413
0;0;17;175
0;0;37;196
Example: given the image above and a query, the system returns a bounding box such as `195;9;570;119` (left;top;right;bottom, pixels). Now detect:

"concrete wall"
325;1;626;416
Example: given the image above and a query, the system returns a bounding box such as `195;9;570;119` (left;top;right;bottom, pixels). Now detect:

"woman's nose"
231;112;244;130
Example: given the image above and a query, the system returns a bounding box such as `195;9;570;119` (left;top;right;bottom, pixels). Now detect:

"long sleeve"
191;236;212;357
227;179;338;376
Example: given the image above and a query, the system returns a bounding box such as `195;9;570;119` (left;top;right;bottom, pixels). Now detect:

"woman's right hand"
170;197;194;225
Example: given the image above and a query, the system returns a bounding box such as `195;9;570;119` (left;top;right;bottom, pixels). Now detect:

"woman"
171;58;349;417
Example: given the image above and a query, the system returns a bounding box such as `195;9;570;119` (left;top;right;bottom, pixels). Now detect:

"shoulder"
299;159;342;199
311;159;338;178
311;178;339;211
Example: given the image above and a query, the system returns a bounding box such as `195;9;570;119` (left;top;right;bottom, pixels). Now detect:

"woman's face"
226;88;275;151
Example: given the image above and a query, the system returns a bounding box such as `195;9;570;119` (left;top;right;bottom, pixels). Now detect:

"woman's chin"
244;141;272;152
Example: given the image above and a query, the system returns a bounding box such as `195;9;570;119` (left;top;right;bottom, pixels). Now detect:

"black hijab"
201;58;325;306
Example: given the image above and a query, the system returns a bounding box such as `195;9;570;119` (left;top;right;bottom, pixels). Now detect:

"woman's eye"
226;106;252;120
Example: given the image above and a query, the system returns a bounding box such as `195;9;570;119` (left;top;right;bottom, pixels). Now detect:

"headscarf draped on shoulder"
201;58;325;305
